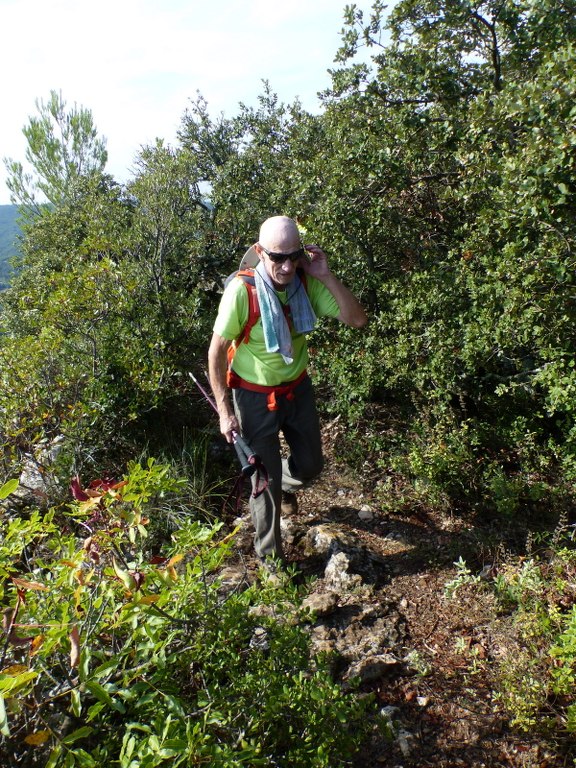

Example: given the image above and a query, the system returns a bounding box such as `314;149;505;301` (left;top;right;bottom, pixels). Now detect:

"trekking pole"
188;372;261;478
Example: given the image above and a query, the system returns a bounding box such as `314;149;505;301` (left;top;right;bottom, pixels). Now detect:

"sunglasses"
259;244;305;264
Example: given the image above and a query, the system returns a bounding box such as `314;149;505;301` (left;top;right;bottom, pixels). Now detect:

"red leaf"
70;476;89;501
88;477;118;492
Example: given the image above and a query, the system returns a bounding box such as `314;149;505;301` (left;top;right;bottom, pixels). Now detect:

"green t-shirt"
213;273;340;386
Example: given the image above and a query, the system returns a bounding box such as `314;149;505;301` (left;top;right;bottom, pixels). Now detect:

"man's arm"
302;245;368;328
319;272;368;328
208;332;238;443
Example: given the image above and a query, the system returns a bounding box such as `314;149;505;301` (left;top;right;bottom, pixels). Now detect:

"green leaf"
86;701;105;722
85;681;126;713
68;748;97;767
92;657;122;681
79;647;91;683
0;694;9;737
70;687;82;718
0;478;19;499
45;746;63;768
61;726;94;745
0;669;38;695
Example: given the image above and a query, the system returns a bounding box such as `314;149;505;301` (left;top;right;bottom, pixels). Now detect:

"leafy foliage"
3;90;108;215
0;166;218;470
300;0;576;517
493;530;576;736
442;526;576;742
0;462;370;767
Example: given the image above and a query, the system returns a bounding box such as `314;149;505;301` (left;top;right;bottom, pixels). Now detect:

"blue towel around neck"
254;261;317;364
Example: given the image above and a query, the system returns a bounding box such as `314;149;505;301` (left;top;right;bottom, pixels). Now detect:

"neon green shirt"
213;273;340;386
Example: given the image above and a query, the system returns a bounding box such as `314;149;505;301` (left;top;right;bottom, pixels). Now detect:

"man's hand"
300;244;368;329
301;244;331;279
220;411;239;444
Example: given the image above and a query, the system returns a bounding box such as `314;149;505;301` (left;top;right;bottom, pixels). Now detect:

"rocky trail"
219;420;569;768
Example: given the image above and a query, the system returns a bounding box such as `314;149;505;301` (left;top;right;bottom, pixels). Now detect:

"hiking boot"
281;492;298;516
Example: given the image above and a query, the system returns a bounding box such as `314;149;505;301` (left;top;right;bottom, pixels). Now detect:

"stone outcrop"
229;511;408;683
2;436;65;511
224;505;416;758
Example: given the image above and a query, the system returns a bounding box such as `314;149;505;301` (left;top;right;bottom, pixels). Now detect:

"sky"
0;0;382;205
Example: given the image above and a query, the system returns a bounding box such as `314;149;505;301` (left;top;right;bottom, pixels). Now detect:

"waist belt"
227;369;308;411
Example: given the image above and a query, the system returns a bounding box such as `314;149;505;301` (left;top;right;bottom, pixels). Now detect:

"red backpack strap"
225;269;260;376
235;269;260;344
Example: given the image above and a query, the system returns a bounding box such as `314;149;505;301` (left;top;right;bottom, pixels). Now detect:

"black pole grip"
233;432;261;465
233;441;256;477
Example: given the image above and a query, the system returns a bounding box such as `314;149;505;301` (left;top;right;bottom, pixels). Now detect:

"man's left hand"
300;244;331;279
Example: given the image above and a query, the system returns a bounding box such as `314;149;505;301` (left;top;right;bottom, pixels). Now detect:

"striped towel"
254;261;317;364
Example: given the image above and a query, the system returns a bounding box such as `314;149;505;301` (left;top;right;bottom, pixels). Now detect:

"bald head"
259;216;301;253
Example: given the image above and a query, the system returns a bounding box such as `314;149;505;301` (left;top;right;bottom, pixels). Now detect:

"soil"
228;418;575;768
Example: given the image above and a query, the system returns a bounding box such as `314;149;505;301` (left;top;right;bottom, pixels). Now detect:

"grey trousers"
233;375;324;560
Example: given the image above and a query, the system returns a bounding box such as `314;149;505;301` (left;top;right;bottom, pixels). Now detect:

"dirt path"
263;423;571;768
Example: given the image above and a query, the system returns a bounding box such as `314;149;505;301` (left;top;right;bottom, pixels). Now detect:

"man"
208;215;367;567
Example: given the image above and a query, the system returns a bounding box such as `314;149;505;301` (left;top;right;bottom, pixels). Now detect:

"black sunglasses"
259;244;305;264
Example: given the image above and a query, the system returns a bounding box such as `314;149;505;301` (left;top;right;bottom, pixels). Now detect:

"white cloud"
0;0;380;202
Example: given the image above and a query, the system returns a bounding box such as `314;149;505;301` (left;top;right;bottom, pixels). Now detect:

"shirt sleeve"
212;278;250;340
306;275;341;319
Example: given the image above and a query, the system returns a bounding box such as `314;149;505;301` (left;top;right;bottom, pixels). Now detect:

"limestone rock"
301;590;339;618
358;505;374;522
345;653;402;684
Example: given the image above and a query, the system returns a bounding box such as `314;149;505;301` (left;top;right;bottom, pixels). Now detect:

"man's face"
256;229;303;289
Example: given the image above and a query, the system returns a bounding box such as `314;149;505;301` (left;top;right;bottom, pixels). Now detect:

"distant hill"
0;205;21;289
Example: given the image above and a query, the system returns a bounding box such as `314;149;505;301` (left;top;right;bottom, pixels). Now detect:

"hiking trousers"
233;375;324;560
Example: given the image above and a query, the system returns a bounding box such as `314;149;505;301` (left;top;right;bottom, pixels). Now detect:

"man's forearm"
320;272;368;328
208;333;237;440
208;348;231;415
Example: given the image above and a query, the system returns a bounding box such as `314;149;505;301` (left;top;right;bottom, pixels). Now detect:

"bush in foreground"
0;463;370;767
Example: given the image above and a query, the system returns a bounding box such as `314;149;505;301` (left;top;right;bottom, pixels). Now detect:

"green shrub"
488;533;576;739
0;460;370;767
